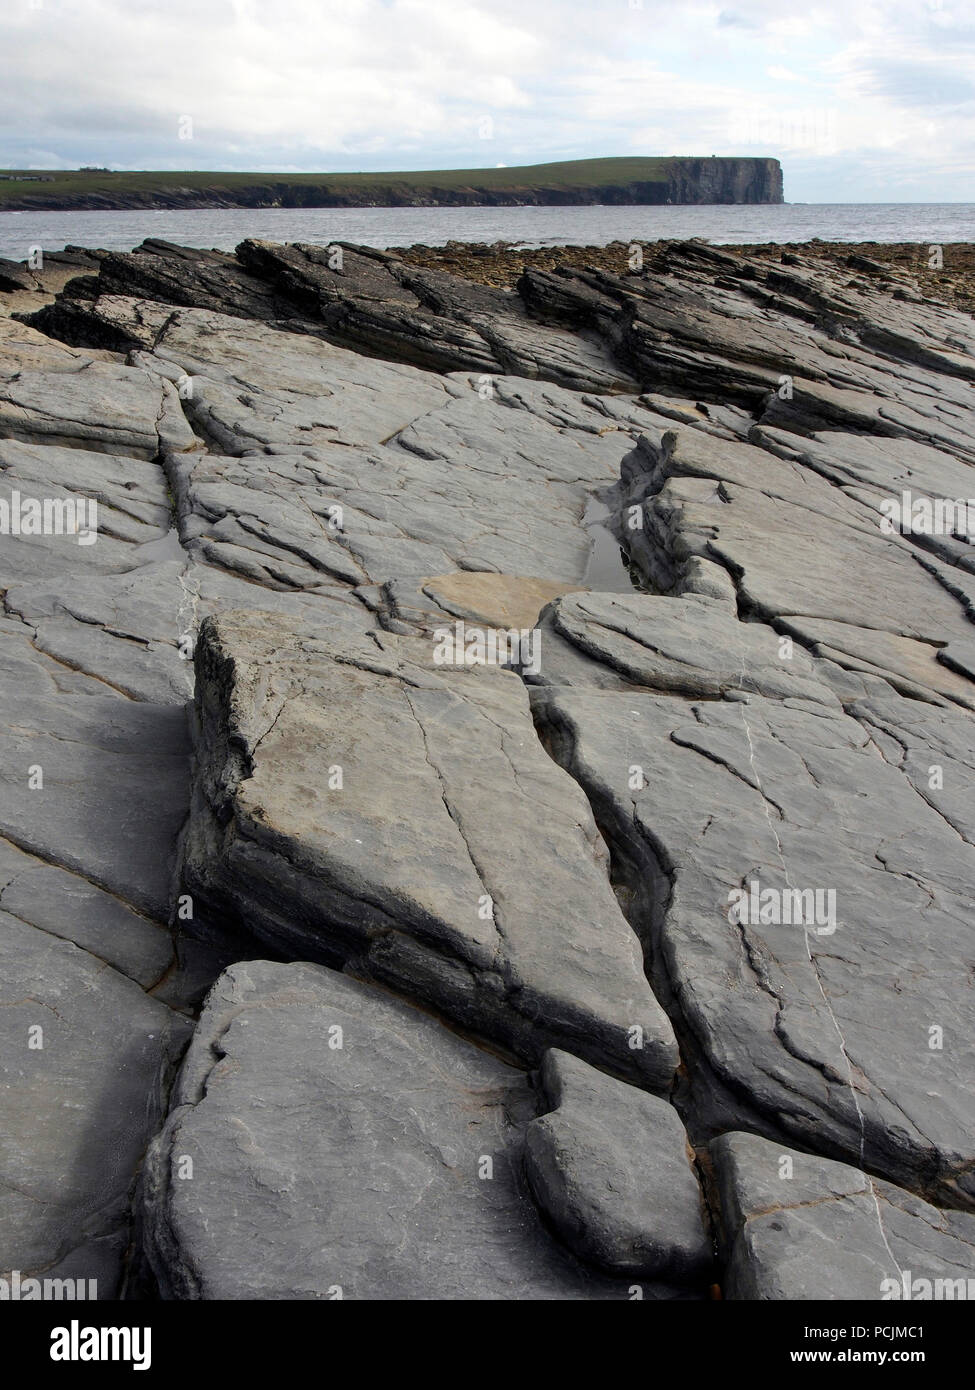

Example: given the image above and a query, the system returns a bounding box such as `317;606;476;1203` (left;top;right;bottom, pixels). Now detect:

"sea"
0;203;973;262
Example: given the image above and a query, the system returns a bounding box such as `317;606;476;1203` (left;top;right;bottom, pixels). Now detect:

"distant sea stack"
0;156;784;211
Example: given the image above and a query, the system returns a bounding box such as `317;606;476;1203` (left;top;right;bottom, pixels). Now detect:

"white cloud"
0;0;971;198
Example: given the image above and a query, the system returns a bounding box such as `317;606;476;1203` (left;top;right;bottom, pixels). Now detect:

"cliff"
0;156;784;210
665;155;782;204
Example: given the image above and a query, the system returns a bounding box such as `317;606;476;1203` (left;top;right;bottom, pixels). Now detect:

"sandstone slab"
713;1131;975;1301
526;1049;712;1280
142;960;686;1300
181;609;677;1090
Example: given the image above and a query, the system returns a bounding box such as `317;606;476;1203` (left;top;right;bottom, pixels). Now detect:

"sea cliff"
0;155;783;210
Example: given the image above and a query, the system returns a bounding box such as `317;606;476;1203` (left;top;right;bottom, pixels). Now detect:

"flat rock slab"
164;370;675;587
0;438;173;541
712;1132;975;1301
852;693;975;849
534;589;834;703
620;428;975;648
0;359;196;459
417;572;582;631
0;838;174;990
142;960;684;1300
378;572;585;643
526;1049;712;1280
51;296;450;453
182;609;676;1090
0;915;190;1295
0;316;120;377
532;641;975;1208
780;614;975;710
0;431;374;701
0;688;190;921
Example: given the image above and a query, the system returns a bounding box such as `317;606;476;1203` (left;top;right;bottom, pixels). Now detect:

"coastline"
391;237;975;313
4;237;974;322
0;157;784;213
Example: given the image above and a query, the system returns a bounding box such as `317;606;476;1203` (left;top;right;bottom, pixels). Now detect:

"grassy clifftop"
0;157;783;210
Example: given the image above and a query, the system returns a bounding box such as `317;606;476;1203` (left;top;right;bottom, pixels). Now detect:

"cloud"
0;0;971;199
843;57;975;108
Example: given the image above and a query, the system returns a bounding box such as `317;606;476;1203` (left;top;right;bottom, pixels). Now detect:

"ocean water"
0;202;972;262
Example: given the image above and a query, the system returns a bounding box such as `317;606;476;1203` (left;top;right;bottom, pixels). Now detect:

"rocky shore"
1;233;974;1300
393;237;975;313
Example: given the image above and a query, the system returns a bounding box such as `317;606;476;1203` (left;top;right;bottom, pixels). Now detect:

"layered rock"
141;962;694;1300
0;317;197;459
0;332;205;1291
712;1132;975;1301
2;233;974;1301
525;1049;712;1280
181;609;676;1090
532;667;975;1208
31;240;638;391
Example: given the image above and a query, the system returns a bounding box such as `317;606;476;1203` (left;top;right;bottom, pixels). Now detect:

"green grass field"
0;157;703;207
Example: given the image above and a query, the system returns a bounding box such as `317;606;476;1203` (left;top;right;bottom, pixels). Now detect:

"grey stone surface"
525;1049;712;1280
141;960;684;1300
3;235;975;1299
162;378;675;588
0;318;198;459
38;293;455;451
531;588;834;702
0;913;190;1295
0;324;213;1296
0;840;174;988
0;691;190;920
182;609;677;1090
35;237;639;393
618;427;975;647
532;655;975;1208
712;1132;975;1301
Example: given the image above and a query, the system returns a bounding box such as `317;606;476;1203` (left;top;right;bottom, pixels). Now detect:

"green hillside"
0;157;782;210
0;158;669;200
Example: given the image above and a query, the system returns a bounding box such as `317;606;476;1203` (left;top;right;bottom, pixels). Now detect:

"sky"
1;0;973;202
